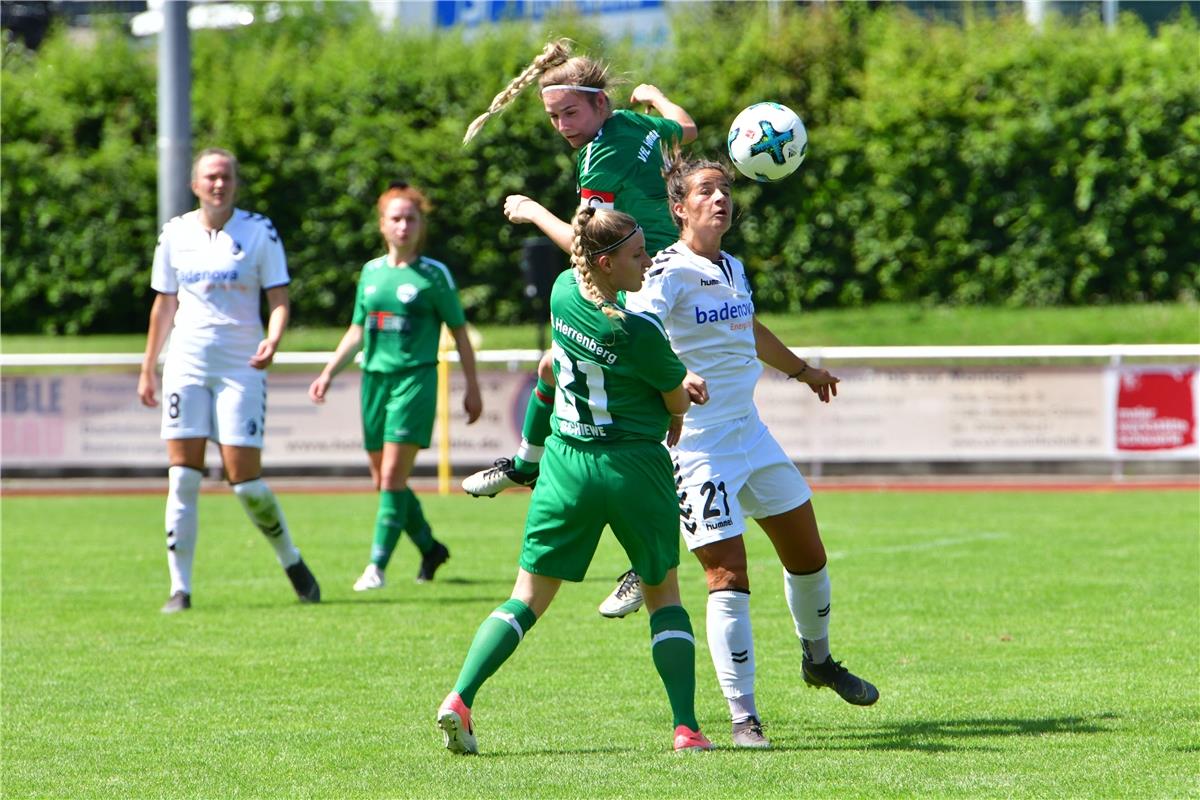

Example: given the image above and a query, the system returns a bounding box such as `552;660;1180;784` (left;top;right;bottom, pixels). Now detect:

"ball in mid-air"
727;102;808;182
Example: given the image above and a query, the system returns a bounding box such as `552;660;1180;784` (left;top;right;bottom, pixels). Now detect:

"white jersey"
151;208;289;375
625;241;761;428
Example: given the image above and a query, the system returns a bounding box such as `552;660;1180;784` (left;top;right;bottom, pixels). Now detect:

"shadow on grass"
776;713;1120;753
337;594;514;607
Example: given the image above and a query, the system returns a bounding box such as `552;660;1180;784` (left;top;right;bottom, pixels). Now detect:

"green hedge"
3;2;1197;334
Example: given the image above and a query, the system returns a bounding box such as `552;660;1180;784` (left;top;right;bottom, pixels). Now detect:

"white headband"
540;84;604;95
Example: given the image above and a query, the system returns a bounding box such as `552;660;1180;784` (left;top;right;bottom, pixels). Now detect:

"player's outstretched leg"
462;376;553;497
598;569;644;618
786;565;878;706
439;598;539;755
163;465;202;613
232;477;320;603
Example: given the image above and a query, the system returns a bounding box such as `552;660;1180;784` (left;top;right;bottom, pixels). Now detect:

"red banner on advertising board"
1116;369;1196;451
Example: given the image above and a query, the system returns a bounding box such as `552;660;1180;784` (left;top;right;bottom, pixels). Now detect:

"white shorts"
674;412;812;551
160;363;267;448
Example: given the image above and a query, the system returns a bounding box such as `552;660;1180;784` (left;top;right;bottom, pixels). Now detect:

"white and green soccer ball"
727;102;808;182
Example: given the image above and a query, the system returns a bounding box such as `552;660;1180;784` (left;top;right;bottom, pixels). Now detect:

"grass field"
2;489;1198;798
2;302;1197;353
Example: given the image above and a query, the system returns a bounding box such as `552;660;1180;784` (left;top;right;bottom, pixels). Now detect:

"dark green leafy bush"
3;3;1196;334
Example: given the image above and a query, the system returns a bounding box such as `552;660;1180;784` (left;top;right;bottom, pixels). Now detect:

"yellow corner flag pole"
436;325;452;496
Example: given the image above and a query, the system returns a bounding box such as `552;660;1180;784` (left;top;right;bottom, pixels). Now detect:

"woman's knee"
693;539;750;592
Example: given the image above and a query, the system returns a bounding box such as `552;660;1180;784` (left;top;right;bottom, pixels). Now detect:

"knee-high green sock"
453;598;538;707
371;489;408;569
649;605;700;730
403;488;434;554
513;379;554;474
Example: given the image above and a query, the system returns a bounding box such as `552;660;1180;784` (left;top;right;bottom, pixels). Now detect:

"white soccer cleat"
437;692;478;755
598;569;644;618
461;457;537;498
353;563;385;592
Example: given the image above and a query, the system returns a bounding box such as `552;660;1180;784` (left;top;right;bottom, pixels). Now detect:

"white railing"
3;344;1197;368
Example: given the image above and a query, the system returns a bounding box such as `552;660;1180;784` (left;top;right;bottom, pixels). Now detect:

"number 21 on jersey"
552;343;613;426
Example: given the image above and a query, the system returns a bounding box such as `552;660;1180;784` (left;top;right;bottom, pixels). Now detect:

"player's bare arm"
504;194;574;253
138;292;178;407
450;325;484;424
250;286;290;370
628;84;698;144
309;324;365;403
752;317;838;403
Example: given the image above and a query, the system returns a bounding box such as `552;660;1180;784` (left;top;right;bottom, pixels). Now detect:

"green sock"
649;605;699;730
513;379;554;475
453;598;538;707
370;489;408;569
403;488;434;554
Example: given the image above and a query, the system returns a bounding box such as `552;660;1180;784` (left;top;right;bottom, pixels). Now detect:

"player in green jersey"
309;182;482;589
436;206;714;755
461;38;696;522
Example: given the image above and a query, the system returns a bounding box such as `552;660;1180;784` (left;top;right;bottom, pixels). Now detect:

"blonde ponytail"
463;39;572;144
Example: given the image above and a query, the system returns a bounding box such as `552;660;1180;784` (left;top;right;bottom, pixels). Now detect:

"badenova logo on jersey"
694;299;754;325
179;269;239;283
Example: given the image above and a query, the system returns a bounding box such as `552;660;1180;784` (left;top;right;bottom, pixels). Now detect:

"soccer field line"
822;531;1010;561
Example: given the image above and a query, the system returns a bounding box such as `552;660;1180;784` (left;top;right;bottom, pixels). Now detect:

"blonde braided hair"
463;39;613;145
571;206;637;321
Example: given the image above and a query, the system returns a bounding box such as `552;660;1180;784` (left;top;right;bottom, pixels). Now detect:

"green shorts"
360;366;438;450
519;435;681;584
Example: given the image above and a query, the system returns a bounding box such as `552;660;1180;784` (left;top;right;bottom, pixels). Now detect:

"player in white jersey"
138;148;320;613
618;155;878;748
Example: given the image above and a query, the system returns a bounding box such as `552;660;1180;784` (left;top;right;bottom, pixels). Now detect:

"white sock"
232;478;300;568
783;565;832;662
515;440;543;464
165;465;202;595
706;590;758;721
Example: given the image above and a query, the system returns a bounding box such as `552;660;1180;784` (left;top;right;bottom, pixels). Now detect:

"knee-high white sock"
232;478;300;568
165;466;202;595
706;590;759;722
783;565;831;662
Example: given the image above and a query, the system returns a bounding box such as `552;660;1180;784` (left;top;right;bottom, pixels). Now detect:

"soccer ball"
727;102;808;183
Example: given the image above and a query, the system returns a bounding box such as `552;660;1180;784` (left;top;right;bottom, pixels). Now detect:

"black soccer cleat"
802;656;879;706
161;591;191;614
417;541;450;583
286;558;321;603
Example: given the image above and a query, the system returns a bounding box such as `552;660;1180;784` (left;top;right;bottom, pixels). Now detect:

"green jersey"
351;255;466;373
577;110;684;255
548;270;686;445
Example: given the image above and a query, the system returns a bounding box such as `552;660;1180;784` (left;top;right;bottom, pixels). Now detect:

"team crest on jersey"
580;188;615;210
396;284;418;304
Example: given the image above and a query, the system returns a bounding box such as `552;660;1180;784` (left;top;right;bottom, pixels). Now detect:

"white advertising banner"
2;364;1197;471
